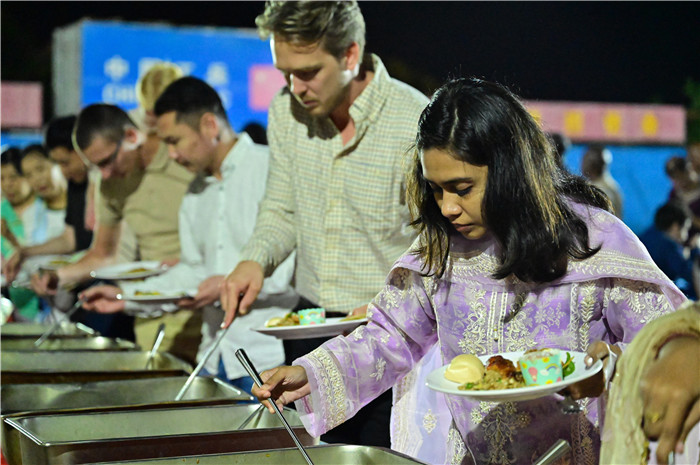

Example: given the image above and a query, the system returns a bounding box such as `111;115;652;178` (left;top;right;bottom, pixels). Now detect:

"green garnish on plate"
561;351;575;377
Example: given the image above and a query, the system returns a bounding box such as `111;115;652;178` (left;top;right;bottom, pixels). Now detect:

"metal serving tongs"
235;348;315;465
144;323;166;369
33;298;84;347
174;325;231;401
531;439;571;465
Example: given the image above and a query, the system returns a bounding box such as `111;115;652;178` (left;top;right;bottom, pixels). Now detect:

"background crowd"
1;2;699;465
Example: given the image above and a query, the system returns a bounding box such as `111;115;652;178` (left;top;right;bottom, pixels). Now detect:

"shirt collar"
207;132;255;181
145;142;170;172
301;54;390;137
348;54;390;126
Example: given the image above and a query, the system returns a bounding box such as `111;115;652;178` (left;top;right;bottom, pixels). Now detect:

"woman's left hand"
563;341;621;400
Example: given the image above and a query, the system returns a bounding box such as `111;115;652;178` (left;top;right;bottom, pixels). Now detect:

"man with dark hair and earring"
80;77;297;394
31;103;199;361
221;0;429;448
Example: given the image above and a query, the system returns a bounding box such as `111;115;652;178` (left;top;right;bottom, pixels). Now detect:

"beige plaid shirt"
98;143;194;261
241;55;429;313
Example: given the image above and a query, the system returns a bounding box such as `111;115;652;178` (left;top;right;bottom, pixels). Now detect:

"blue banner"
80;20;284;132
564;144;685;234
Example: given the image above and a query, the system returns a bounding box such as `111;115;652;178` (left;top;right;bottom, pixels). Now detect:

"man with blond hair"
129;62;184;134
221;1;428;447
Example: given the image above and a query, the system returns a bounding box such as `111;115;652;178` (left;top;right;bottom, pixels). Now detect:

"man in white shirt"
80;77;297;393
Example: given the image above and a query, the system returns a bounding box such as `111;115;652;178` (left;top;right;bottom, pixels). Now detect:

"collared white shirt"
121;133;297;379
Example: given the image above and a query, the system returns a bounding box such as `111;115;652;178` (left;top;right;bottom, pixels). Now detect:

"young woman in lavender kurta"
253;78;686;464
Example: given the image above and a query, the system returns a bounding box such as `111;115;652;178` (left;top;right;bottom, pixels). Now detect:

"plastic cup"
519;349;563;386
298;308;326;325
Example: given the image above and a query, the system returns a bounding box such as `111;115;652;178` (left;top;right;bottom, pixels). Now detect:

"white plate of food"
23;254;75;272
426;350;602;402
253;314;368;340
7;254;77;288
117;289;197;304
90;261;167;281
35;254;76;271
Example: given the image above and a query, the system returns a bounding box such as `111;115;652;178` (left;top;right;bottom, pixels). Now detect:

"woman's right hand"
253;365;311;413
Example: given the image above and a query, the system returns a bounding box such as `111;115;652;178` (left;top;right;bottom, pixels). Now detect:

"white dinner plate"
8;254;79;288
117;289;197;304
253;317;369;340
23;254;75;272
90;261;167;281
426;350;603;402
34;254;75;271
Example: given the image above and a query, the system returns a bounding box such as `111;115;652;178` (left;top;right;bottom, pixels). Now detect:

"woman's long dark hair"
407;78;611;282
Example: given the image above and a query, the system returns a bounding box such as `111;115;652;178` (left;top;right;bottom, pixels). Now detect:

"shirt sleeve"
293;267;438;436
96;181;123;227
240;98;297;277
594;277;680;347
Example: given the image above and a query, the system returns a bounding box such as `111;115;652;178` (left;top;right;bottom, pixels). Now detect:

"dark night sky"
2;1;700;118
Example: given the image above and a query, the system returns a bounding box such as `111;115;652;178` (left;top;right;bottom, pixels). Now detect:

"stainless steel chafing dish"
0;336;138;351
0;321;96;338
0;350;191;384
6;403;318;465
0;376;253;465
83;445;430;464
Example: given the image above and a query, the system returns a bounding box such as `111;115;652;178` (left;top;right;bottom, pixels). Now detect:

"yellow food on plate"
449;354;526;391
265;313;301;327
444;354;485;384
134;290;161;296
123;267;152;275
339;313;367;322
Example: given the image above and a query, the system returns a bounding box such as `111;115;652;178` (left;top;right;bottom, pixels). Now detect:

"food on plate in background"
122;267;151;275
265;312;301;328
265;308;337;328
134;290;162;296
444;354;485;384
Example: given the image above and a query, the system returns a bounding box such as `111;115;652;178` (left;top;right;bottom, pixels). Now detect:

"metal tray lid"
1;350;191;373
0;376;252;416
0;321;96;338
82;444;430;464
0;336;138;351
5;404;305;443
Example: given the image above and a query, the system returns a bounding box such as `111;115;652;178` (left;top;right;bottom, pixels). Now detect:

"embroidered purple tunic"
294;205;685;464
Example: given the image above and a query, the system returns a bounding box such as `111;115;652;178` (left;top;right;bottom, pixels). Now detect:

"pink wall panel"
1;82;43;129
